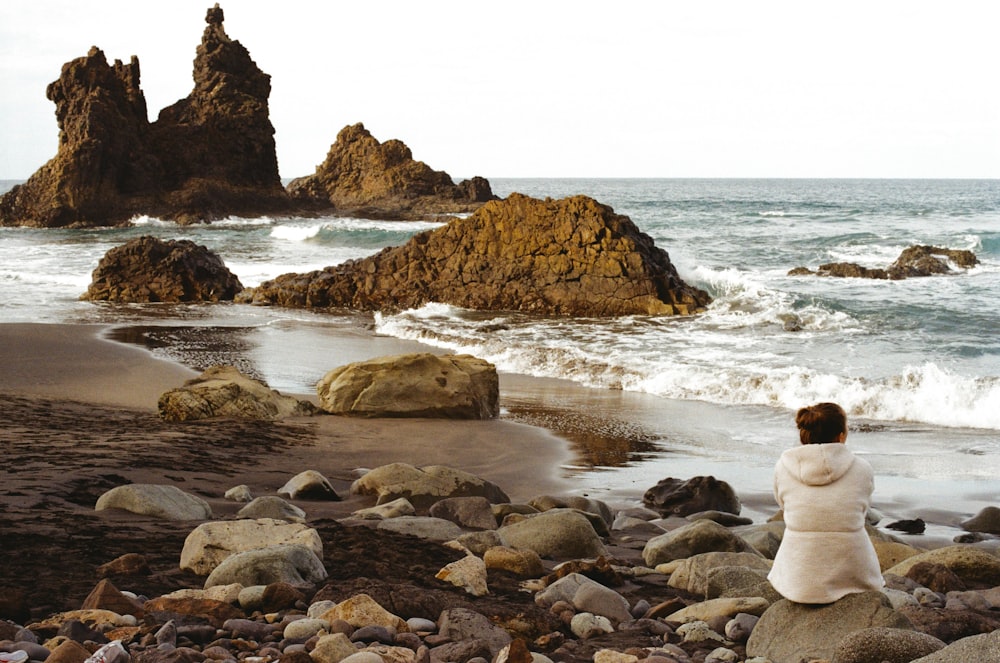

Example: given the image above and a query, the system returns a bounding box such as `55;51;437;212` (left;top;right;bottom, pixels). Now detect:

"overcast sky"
1;1;997;180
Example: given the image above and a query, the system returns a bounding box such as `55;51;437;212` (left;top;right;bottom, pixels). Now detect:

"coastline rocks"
666;552;773;596
158;365;316;421
286;122;496;219
240;193;712;317
203;543;328;588
95;484;212;521
642;476;741;517
789;245;979;280
746;591;913;663
0;5;288;227
82;237;243;303
350;463;510;510
317;353;498;419
180;518;322;575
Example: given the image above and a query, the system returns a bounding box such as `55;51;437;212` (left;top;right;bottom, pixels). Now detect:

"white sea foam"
130;215;174;227
270;223;322;242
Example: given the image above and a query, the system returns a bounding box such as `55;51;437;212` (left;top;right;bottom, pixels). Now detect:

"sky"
1;1;998;180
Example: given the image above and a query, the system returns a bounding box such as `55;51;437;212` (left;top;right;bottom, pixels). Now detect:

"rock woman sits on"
767;402;884;603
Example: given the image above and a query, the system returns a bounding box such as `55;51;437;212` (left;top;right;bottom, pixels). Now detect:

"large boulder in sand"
287;122;495;219
643;475;741;517
240;193;712;317
158;365;316;421
316;353;498;419
350;463;509;510
0;6;289;227
82;237;244;303
95;484;211;521
181;518;323;575
746;591;913;663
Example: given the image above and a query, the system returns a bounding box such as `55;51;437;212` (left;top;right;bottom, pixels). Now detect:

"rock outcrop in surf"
81;236;243;303
239;193;711;317
789;245;978;280
0;4;288;227
287;123;496;220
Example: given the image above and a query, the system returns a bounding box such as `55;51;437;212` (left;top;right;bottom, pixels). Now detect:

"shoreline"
1;321;994;539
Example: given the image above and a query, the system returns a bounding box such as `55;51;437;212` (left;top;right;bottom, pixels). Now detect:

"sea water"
1;178;997;525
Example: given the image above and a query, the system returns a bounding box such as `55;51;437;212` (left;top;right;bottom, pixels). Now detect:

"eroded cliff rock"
240;193;711;317
0;4;288;227
81;236;243;303
287;123;496;219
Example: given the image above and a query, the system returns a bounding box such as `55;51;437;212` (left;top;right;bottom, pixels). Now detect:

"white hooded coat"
767;443;884;604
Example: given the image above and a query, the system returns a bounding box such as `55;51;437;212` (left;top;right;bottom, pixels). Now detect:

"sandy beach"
0;322;588;618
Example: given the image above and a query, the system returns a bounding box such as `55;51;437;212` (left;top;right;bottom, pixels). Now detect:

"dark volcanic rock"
642;476;741;517
241;193;711;317
81;236;243;302
287;123;496;219
0;5;289;227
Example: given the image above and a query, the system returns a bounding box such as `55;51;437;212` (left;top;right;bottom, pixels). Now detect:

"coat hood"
779;443;857;486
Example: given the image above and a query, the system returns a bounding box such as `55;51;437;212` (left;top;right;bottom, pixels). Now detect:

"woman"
767;402;884;604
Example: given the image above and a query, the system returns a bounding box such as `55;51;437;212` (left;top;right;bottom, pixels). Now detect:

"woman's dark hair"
796;402;847;445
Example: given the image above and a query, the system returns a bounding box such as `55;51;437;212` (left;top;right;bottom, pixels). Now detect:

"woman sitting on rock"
767;402;884;603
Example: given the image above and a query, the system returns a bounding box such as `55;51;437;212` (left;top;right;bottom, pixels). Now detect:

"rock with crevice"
241;193;712;317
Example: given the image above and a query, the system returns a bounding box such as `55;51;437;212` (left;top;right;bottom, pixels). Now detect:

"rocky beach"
2;323;1000;663
1;4;998;661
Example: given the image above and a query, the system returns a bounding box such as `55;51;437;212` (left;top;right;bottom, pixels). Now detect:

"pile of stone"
3;467;1000;663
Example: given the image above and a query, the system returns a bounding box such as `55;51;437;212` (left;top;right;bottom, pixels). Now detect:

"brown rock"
817;262;889;279
906;561;967;594
799;245;978;281
887;245;979;278
260;582;306;613
80;579;144;618
0;5;289;227
45;639;93;663
287;123;495;219
97;553;152;578
82;236;243;303
243;193;711;318
158;365;316;421
897;604;1000;643
143;596;244;629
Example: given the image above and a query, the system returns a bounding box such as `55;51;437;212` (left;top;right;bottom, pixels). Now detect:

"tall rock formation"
0;4;288;227
241;193;711;317
287;123;496;220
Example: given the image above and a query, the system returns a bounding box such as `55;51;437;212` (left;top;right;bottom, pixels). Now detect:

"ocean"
1;178;998;530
